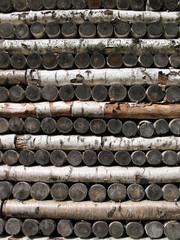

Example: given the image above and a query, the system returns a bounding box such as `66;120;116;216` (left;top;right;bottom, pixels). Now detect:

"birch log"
1;39;180;55
1;68;180;87
1;102;180;119
2;165;180;184
26;68;180;87
3;200;180;220
0;10;179;25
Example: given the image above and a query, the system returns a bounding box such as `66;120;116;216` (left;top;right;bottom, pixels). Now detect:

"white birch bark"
0;10;178;25
15;135;180;151
2;200;180;220
1;39;179;55
1;165;180;184
0;135;16;149
26;68;180;87
16;135;102;150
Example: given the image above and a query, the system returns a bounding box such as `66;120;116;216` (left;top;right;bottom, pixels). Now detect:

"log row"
1;84;180;103
0;0;179;12
1;181;180;202
0;218;178;239
1;116;180;138
1;148;180;167
1;52;180;70
0;21;179;40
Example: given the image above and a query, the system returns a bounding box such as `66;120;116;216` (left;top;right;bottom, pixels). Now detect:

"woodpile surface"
0;0;179;239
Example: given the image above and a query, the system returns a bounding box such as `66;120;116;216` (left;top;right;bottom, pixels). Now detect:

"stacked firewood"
0;0;180;239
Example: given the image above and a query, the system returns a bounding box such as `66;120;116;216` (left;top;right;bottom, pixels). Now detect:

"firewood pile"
0;0;179;239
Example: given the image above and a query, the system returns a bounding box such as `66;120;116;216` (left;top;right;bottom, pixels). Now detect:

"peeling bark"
2;200;180;220
1;165;180;183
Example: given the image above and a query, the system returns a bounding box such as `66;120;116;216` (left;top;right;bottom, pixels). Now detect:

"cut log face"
30;22;45;39
154;119;169;135
92;85;108;101
9;85;25;103
67;150;82;166
166;86;180;103
43;0;57;10
61;22;77;38
25;86;42;102
138;120;155;138
45;22;61;39
75;85;91;101
12;0;28;11
74;118;89;134
88;184;106;202
102;0;116;8
146;0;164;11
59;85;74;101
107;53;123;68
127;184;145;201
128;85;146;102
74;221;92;238
11;54;27;70
41;117;57;134
69;183;88;202
27;0;43;10
2;150;19;166
27;53;42;69
5;218;22;235
107;183;127;201
87;0;101;9
30;182;50;200
24;117;41;134
116;0;130;9
97;22;113;38
107;119;122;134
129;0;144;10
131;22;147;39
58;52;74;69
169;53;180;68
164;23;178;39
146;84;165;102
0;0;12;12
145;221;164;239
138;53;153;68
50;150;67;167
12;182;31;200
126;222;144;239
146;150;162;165
114;21;130;38
57;0;71;9
42;85;59;101
72;0;87;9
51;183;69;201
39;219;56;236
109;221;124;238
169;119;180;136
145;184;163;201
35;149;50;166
122;121;138;137
162;150;178;166
90;52;105;69
0;87;9;102
162;184;180;202
109;84;127;101
131;151;146;166
22;219;39;237
147;22;163;38
57;117;73;133
0;118;9;133
114;151;131;166
15;24;30;39
0;23;14;39
82;150;97;166
90;119;106;135
98;150;114;166
19;150;35;166
92;221;109;238
0;181;12;200
57;220;73;237
0;218;5;235
9;117;24;133
79;22;96;38
0;52;11;69
42;52;58;70
164;0;178;10
154;53;169;68
164;221;180;240
74;53;90;69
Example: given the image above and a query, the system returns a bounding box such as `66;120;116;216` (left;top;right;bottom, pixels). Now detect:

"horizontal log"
1;165;180;183
1;68;180;86
3;200;180;220
0;102;180;119
0;10;179;26
1;39;180;55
